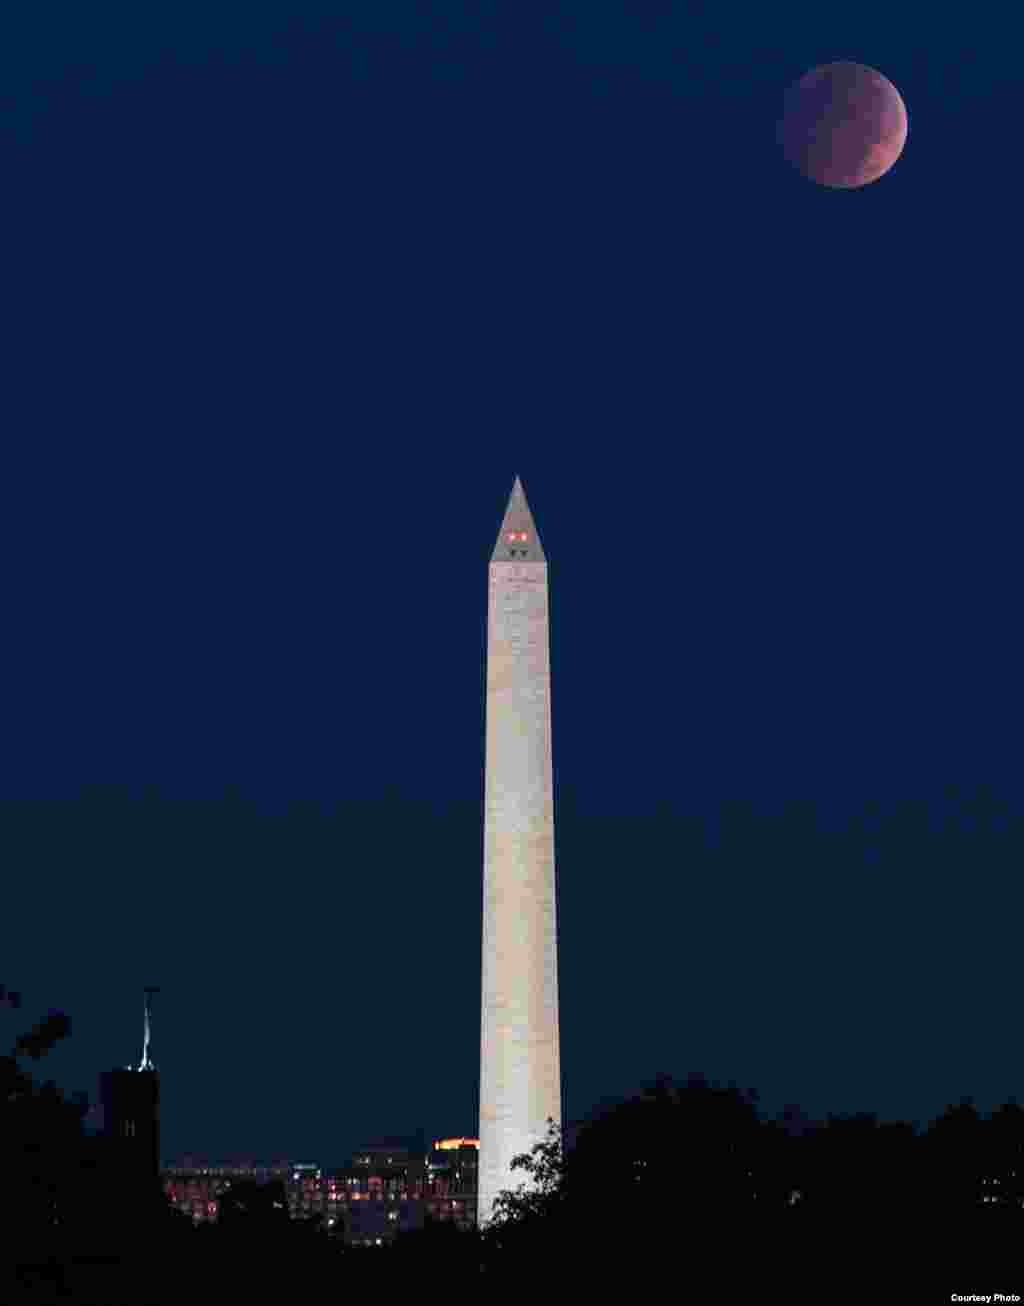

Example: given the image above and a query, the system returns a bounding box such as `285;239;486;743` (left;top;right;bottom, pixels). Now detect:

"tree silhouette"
0;987;89;1303
487;1117;565;1226
482;1076;786;1286
986;1098;1024;1210
924;1097;985;1216
217;1177;291;1229
477;1075;1024;1292
567;1073;765;1214
0;992;82;1255
392;1212;478;1280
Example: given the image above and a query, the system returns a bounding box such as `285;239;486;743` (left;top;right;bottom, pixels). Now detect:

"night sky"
4;3;1021;1166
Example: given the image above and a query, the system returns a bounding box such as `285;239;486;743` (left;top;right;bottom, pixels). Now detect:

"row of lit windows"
165;1175;289;1185
175;1193;468;1211
168;1178;468;1195
168;1189;471;1209
166;1159;475;1181
176;1199;469;1225
291;1194;467;1206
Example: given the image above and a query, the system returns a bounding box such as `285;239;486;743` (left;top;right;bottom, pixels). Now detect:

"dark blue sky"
3;2;1021;1164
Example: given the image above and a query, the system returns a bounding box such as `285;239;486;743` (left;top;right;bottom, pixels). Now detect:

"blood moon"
778;62;908;188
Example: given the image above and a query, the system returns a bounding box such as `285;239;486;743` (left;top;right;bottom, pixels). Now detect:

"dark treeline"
4;987;1024;1300
5;782;1023;1295
483;1077;1024;1294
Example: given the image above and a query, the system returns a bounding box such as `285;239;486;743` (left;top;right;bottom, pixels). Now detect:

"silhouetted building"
100;1068;160;1184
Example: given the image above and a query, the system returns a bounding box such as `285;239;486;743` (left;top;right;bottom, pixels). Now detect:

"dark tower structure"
100;988;161;1184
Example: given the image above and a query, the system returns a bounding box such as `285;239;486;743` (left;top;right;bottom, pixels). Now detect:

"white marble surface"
478;554;561;1228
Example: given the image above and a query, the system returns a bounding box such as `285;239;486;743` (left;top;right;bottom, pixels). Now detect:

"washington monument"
478;476;562;1226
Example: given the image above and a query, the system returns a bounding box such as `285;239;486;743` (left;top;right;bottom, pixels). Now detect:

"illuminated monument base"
478;477;561;1227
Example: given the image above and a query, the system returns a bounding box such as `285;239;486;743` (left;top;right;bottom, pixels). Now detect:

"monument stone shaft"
478;475;561;1227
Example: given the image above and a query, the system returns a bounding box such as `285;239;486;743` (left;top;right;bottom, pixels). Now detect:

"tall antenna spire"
138;987;159;1071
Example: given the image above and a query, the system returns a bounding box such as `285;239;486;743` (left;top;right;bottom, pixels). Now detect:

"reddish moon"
778;62;908;188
